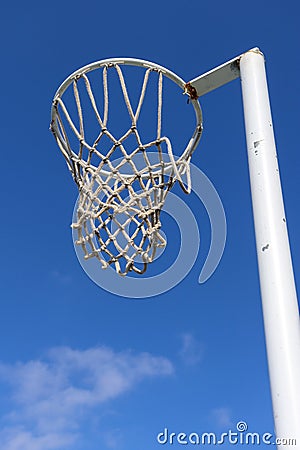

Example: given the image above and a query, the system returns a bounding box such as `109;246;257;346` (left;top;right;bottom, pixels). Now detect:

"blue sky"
1;0;299;449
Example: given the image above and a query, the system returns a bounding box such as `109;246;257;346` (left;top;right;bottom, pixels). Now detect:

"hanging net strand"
50;59;203;276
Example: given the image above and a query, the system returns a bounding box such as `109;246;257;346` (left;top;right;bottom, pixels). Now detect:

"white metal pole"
239;49;300;447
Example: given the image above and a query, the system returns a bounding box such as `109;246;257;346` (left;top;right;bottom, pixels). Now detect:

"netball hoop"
50;58;203;275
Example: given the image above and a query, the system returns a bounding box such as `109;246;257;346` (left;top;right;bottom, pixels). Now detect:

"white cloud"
211;407;233;428
101;428;124;449
0;345;174;450
0;426;75;450
178;333;204;366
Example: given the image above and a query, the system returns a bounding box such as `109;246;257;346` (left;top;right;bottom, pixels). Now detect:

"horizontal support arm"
185;47;262;98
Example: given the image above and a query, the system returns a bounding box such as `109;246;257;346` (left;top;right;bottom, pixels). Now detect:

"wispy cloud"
0;427;75;450
0;346;174;450
211;407;233;428
178;333;204;366
101;428;124;449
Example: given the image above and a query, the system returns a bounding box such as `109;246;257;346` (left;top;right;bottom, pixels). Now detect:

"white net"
51;59;202;275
